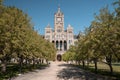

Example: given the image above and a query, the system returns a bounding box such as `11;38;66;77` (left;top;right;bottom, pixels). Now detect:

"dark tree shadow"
112;63;120;66
57;63;115;80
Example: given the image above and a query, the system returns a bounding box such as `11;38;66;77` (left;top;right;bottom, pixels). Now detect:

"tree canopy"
0;2;56;73
63;0;120;74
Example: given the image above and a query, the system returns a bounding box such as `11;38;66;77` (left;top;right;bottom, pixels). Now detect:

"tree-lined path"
1;0;120;80
12;62;113;80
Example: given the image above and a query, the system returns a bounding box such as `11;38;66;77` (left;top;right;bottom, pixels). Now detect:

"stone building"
45;7;76;60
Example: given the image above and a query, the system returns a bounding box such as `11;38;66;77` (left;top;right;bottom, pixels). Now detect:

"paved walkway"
12;61;65;80
12;61;114;80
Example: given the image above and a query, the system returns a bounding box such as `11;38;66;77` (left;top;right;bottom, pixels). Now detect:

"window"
69;40;72;44
46;35;50;39
69;31;72;33
57;18;61;22
52;35;54;38
57;29;62;32
58;13;61;16
46;31;50;33
69;40;71;44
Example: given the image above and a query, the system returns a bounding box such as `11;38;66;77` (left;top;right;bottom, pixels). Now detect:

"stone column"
58;41;60;50
67;41;68;50
60;41;61;50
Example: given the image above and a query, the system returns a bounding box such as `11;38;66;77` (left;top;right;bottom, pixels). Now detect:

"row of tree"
0;0;56;73
63;0;120;74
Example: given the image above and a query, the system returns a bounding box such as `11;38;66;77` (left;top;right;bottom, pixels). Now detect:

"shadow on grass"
0;63;48;80
57;63;118;80
112;63;120;66
76;65;120;80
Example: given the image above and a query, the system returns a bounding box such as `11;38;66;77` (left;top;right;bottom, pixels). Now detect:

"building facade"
45;7;75;56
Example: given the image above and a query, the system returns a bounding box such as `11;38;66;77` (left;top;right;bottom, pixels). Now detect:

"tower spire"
58;4;61;13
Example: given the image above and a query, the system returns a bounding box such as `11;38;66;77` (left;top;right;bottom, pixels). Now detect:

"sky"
3;0;115;35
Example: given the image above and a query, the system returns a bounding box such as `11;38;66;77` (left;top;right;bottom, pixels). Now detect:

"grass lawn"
75;62;120;79
89;62;120;72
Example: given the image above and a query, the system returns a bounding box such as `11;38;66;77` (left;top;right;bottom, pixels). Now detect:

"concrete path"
12;61;66;80
12;61;114;80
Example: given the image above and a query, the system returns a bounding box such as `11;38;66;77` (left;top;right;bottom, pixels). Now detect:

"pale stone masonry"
45;7;76;55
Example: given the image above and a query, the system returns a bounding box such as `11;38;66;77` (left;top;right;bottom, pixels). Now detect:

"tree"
0;6;32;72
0;0;3;5
113;0;120;61
0;0;56;74
113;0;120;18
62;45;76;63
90;6;118;74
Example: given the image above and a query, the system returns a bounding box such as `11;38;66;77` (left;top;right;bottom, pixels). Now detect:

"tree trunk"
19;56;23;73
82;60;85;68
37;59;39;64
106;55;113;74
75;61;77;65
39;59;41;64
25;57;30;68
108;63;113;74
78;61;80;65
42;59;44;64
1;59;7;73
46;59;48;64
25;57;28;65
33;57;35;67
93;59;98;73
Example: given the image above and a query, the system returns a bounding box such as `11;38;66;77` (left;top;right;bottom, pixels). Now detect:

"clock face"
57;18;61;22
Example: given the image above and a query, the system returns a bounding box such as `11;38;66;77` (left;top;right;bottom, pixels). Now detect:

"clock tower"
45;6;76;61
54;7;64;33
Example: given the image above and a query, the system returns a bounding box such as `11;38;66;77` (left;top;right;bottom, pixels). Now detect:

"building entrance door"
57;54;62;61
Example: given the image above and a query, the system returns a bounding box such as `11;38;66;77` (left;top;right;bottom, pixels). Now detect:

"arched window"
57;29;62;32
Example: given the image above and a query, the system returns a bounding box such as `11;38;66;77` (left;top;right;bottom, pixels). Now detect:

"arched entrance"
57;54;62;61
